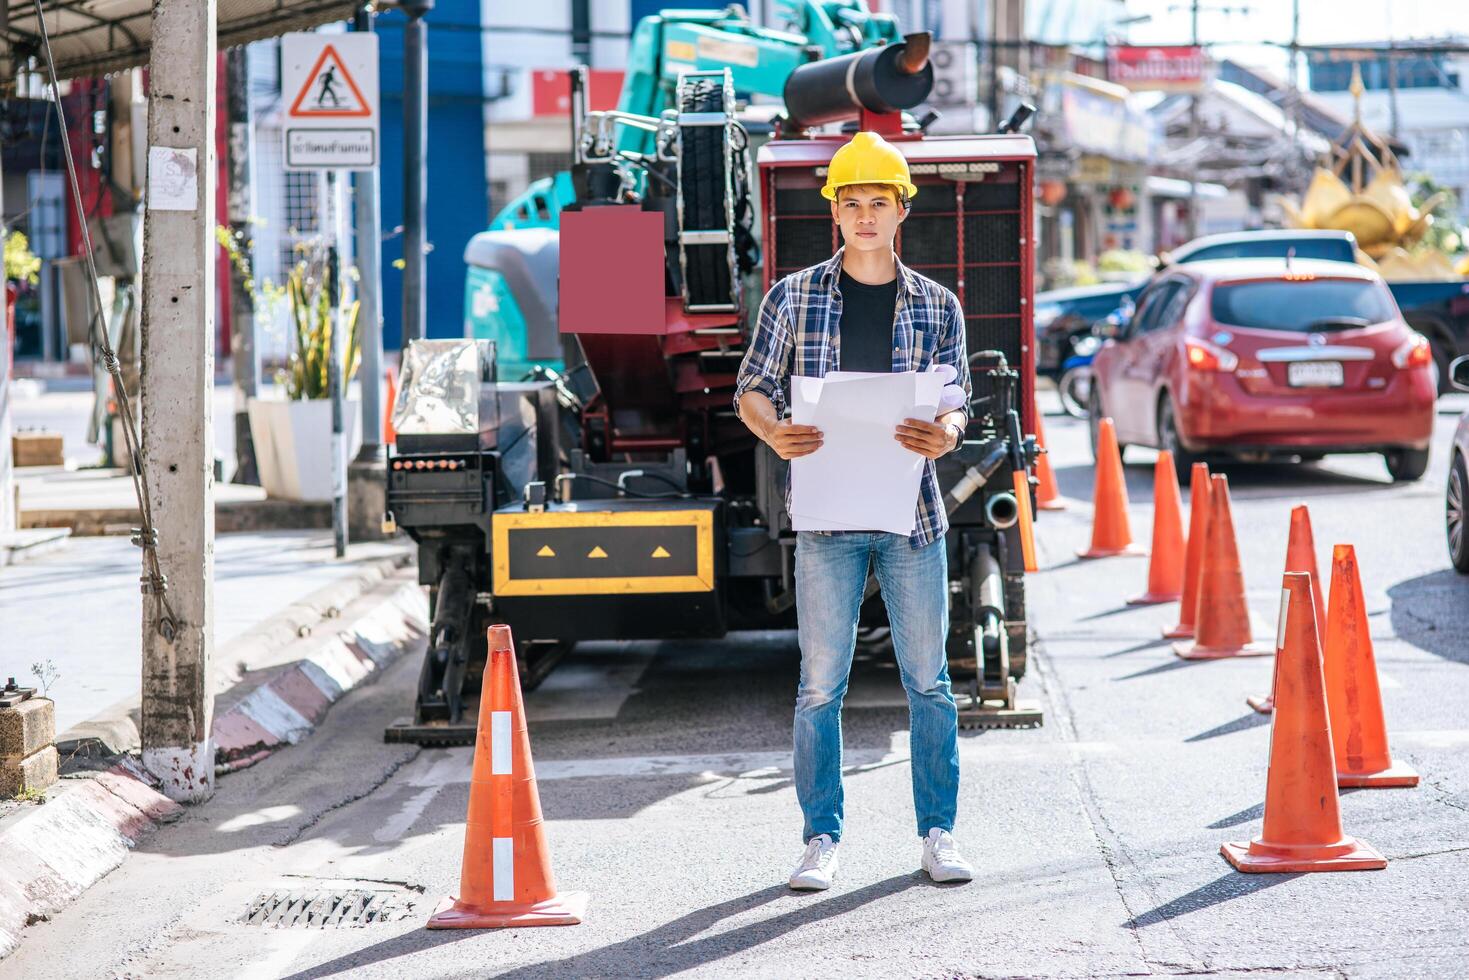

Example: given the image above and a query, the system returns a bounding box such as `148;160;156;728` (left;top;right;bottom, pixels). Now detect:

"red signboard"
531;69;624;116
1107;46;1206;92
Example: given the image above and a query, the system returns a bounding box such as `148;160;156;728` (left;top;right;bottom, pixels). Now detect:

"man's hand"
766;419;824;460
896;418;957;460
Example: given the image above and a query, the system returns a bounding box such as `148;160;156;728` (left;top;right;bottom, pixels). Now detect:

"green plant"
12;786;47;804
276;260;362;400
5;230;41;285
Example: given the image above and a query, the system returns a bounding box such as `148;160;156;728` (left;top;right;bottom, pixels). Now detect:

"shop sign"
1108;46;1207;92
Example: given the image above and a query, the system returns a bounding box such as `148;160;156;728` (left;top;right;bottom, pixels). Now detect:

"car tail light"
1184;338;1238;373
1391;332;1432;369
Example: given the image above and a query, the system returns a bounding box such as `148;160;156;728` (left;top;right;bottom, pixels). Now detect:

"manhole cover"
243;887;417;928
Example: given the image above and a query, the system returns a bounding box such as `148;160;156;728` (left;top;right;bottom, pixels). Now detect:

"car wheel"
1449;453;1469;573
1156;397;1197;471
1384;446;1430;482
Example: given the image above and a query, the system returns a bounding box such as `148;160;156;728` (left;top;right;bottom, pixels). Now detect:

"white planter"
247;397;362;502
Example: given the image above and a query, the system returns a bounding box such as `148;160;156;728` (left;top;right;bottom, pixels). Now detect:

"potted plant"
247;256;363;501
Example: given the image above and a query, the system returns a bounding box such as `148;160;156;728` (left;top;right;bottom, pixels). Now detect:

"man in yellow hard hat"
733;131;974;890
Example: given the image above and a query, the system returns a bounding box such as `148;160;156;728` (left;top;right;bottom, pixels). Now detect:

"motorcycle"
1057;334;1099;419
1058;297;1133;419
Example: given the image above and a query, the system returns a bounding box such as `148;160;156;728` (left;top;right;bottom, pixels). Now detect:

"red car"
1088;258;1436;481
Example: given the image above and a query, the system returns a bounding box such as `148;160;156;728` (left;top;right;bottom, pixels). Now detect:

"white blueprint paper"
789;371;943;534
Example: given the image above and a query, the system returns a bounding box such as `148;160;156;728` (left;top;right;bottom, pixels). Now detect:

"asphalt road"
10;393;1469;979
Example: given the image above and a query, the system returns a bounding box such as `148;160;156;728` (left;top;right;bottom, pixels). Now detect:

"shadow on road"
495;875;924;980
1388;568;1469;665
1126;870;1300;928
1184;711;1270;743
1206;801;1264;829
280;876;925;979
1051;457;1396;511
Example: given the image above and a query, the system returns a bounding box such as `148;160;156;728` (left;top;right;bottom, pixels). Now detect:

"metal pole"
140;0;217;803
353;3;384;460
1186;0;1200;241
225;44;259;485
401;0;433;347
327;230;346;558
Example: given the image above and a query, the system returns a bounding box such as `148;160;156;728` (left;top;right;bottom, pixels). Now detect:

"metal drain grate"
243;888;416;928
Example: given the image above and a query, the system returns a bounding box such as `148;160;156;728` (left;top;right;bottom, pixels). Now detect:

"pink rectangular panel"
559;207;667;336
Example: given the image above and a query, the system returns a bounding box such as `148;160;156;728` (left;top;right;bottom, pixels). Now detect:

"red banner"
1107;46;1206;92
531;69;624;116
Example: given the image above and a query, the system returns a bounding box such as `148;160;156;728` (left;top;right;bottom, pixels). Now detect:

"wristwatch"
944;422;964;452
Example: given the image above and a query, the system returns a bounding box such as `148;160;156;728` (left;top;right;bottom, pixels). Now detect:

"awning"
2;0;375;81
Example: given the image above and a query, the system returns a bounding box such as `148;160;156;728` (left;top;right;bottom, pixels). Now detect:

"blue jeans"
793;531;959;842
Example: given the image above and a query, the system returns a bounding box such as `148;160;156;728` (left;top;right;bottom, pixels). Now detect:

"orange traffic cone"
1034;414;1065;512
1129;450;1186;605
1221;572;1387;872
1174;474;1271;659
1077;417;1145;559
428;625;589;929
1163;462;1210;639
1324;545;1420;788
384;367;399;446
1248;505;1324;713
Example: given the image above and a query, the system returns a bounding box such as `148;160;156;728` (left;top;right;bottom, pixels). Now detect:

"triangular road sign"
289;43;372;118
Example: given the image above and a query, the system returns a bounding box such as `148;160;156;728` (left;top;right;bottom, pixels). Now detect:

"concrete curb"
0;528;72;567
0;758;182;959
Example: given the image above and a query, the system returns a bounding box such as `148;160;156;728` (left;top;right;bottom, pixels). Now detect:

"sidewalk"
1;531;413;735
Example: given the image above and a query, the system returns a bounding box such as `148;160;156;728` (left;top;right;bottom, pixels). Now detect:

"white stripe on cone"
493;837;515;901
491;711;512;774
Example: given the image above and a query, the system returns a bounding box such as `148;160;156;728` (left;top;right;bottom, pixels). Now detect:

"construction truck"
385;31;1042;745
468;1;906;381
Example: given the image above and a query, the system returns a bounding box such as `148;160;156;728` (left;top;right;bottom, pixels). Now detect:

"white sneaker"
921;828;974;883
789;834;840;890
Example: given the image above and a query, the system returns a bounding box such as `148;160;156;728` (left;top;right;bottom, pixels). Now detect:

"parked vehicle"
1446;355;1469;572
1035;229;1469;392
1088;258;1437;482
1057;328;1105;418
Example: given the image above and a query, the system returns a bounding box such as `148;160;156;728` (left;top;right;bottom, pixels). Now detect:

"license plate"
1288;361;1344;387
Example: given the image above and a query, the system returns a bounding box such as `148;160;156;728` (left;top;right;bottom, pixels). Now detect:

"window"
1129;281;1185;336
1180;238;1354;263
1210;279;1398;332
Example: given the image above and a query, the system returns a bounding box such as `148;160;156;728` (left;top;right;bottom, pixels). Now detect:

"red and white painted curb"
0;759;181;959
212;574;427;771
1;569;428;958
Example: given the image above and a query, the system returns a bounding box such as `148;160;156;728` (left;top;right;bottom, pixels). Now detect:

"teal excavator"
467;1;907;379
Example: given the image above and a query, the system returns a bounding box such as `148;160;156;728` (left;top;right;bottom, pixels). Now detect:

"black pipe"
783;32;935;129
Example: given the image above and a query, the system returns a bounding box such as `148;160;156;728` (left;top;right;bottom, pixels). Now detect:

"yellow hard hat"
821;131;918;202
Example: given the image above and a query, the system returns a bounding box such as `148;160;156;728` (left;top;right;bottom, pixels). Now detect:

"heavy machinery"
468;1;908;376
386;31;1043;744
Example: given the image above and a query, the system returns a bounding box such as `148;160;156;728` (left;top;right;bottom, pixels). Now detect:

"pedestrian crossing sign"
288;44;372;118
281;33;380;171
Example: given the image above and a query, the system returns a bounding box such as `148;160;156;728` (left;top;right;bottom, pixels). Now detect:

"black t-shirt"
836;270;898;373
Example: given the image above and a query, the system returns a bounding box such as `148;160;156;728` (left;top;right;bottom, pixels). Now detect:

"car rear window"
1182;239;1354;263
1210;279;1397;332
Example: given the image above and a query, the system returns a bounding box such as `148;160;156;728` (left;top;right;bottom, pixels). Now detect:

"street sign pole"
281;31;382;546
352;4;384;463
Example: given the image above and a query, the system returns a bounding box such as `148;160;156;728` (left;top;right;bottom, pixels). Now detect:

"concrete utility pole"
401;0;432;347
348;2;389;542
226;44;259;486
0;9;11;535
140;0;217;802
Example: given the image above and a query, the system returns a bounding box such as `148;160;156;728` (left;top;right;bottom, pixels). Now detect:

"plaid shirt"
734;246;972;547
